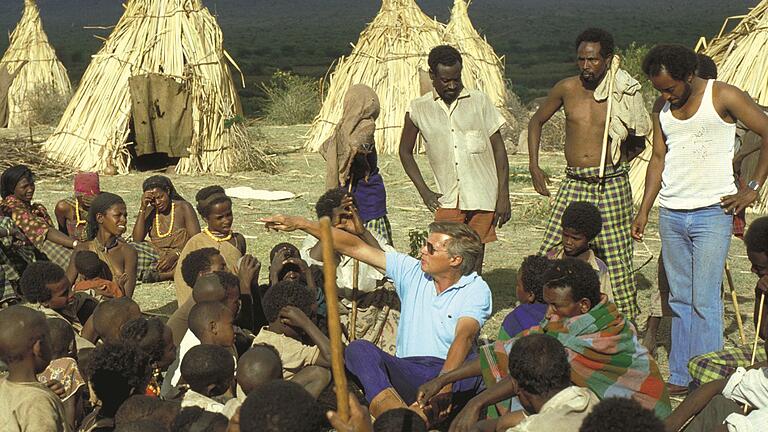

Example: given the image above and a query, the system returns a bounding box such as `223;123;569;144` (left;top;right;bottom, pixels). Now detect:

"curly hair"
19;261;66;304
240;380;325;432
315;187;350;219
507;334;570;396
745;216;768;254
374;408;427;432
575;28;614;58
74;250;106;280
87;192;126;239
520;255;552;303
561;201;602;241
171;407;228;432
269;242;301;263
119;317;167;366
180;344;235;393
142;175;185;201
543;258;601;307
195;186;231;218
180;247;220;288
262;280;315;323
428;45;462;72
579;397;665;432
0;164;33;198
696;53;718;80
86;343;151;411
642;44;698;81
115;395;180;430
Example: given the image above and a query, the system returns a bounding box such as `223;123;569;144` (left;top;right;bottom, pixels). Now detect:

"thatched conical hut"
305;0;445;154
443;0;509;118
43;0;261;175
698;1;768;212
0;0;71;128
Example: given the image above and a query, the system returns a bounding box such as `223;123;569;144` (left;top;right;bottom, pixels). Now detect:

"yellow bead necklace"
154;202;175;238
203;227;232;242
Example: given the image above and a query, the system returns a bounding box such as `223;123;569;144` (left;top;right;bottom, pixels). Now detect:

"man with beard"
399;45;510;274
528;28;650;320
632;44;768;395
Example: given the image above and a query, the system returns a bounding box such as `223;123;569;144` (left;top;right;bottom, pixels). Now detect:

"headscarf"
87;192;125;240
0;164;33;199
74;172;101;196
142;175;185;202
321;84;380;189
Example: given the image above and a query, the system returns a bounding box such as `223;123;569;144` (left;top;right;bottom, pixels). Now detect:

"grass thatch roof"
0;0;71;128
42;0;268;175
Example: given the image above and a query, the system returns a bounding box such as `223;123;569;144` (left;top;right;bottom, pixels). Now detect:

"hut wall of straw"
305;0;445;155
699;0;768;212
442;0;510;121
42;0;249;174
0;0;71;128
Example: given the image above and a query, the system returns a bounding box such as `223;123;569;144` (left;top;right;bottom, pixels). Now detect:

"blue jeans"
659;204;732;386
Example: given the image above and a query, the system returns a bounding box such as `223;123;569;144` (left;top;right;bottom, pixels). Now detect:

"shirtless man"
528;28;649;319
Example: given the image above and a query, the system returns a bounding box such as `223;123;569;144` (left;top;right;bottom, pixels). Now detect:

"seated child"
580;398;665;432
84;297;141;344
114;395;180;431
665;339;768;432
0;306;70;432
168;301;235;389
54;171;100;242
79;343;151;432
37;318;86;430
166;251;229;346
19;261;98;329
171;406;229;432
236;344;283;395
478;334;600;432
179;344;238;418
120;317;177;395
499;255;551;340
173;186;246;305
251;280;332;398
73;250;123;299
546;201;612;300
239;380;326;432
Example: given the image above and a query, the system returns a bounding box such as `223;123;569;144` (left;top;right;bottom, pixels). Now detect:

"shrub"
26;84;70;126
260;71;320;125
617;42;657;111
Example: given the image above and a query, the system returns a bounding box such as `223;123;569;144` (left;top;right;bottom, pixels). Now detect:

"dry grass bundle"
0;133;70;179
43;0;268;175
305;0;445;154
700;1;768;106
0;0;71;128
443;0;512;126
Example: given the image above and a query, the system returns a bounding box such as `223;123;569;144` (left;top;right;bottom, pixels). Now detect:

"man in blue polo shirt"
261;214;492;424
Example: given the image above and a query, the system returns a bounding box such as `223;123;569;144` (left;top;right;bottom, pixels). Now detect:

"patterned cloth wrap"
0;216;36;300
0;196;70;269
538;163;637;319
689;346;768;388
480;299;671;419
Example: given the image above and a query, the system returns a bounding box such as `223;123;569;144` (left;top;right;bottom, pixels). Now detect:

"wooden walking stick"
598;55;621;179
319;217;350;421
725;262;747;345
346;180;360;341
744;292;765;414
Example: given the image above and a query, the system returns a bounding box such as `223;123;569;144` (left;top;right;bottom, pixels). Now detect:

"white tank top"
658;80;737;209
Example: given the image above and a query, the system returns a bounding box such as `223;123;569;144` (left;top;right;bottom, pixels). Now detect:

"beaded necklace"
154;202;175;238
203;227;232;242
74;199;86;226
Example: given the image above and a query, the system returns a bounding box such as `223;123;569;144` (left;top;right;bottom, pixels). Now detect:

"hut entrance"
128;73;192;170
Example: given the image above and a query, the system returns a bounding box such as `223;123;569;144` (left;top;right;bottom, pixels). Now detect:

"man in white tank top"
632;44;768;395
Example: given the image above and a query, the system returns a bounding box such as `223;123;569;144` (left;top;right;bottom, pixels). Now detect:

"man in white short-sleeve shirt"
400;44;510;273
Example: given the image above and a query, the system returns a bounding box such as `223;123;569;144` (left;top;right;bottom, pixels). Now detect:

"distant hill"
0;0;758;113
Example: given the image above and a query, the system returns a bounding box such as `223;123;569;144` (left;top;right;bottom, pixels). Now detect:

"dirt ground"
22;124;762;393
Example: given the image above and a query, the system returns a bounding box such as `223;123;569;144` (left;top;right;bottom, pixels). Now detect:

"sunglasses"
424;241;448;255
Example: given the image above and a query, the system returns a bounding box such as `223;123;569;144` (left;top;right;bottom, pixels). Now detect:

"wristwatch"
747;180;761;191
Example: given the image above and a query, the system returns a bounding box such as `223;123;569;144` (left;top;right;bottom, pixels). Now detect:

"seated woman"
54;172;100;243
0;165;76;269
173;186;245;305
66;192;138;298
499;255;551;341
0;216;36;300
131;175;200;283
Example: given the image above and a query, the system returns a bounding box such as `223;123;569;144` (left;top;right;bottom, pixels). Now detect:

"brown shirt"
0;377;71;432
